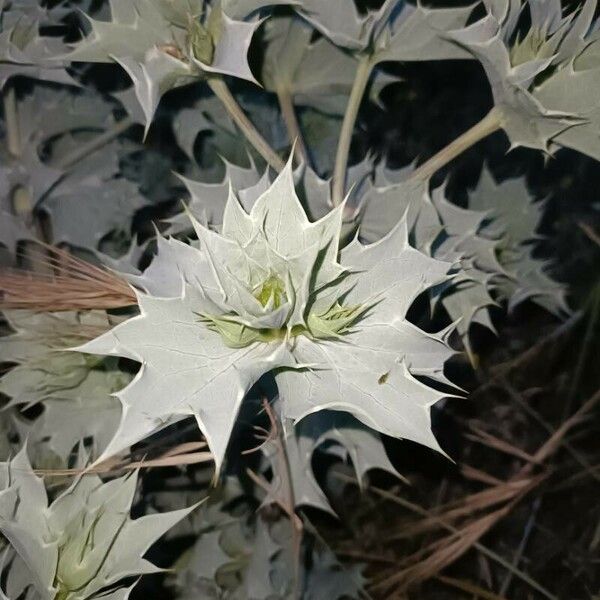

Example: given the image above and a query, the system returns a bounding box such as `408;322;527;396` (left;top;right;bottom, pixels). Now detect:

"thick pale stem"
208;77;285;172
3;84;21;158
276;87;309;165
2;86;49;267
409;108;502;182
55;116;134;170
332;54;373;206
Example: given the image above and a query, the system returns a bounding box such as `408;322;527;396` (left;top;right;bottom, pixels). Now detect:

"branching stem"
277;87;309;165
3;84;21;158
208;76;285;172
2;85;50;264
332;54;373;206
409;108;502;182
249;398;303;598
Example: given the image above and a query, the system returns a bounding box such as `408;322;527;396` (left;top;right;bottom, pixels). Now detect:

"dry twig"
364;387;600;596
1;243;137;311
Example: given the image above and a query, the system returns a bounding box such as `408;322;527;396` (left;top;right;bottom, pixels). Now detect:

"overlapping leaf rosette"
0;0;76;90
0;448;193;600
168;152;567;355
356;170;499;344
224;0;474;60
170;485;366;599
0;310;128;465
0;84;151;260
76;159;455;471
467;167;568;316
69;0;262;131
355;163;568;348
449;0;600;154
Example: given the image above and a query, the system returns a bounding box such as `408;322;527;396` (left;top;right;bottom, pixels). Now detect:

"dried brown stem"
247;399;304;598
0;243;137;311
360;388;600;596
35;441;212;477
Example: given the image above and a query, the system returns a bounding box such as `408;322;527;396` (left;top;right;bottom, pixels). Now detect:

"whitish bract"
78;158;455;471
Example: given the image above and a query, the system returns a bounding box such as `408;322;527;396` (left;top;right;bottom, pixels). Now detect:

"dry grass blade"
34;441;214;477
578;221;600;247
466;423;541;464
529;388;600;467
159;440;208;458
436;574;511;600
388;475;543;541
0;243;138;311
472;310;583;391
499;497;541;596
460;464;504;486
499;379;600;483
382;504;517;592
404;388;600;535
395;478;535;537
336;474;556;600
123;451;213;469
367;388;600;596
367;480;553;599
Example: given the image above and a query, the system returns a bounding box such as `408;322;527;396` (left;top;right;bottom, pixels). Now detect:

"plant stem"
208;76;285;172
276;87;309;165
409;108;502;182
2;85;51;267
55;116;134;170
266;402;303;578
2;84;21;157
332;54;373;206
2;89;56;262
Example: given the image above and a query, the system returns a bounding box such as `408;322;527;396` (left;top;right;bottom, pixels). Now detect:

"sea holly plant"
0;0;592;596
76;160;455;471
226;0;476;202
0;309;128;463
446;0;599;153
68;0;285;169
0;0;76;92
406;0;600;182
0;447;195;600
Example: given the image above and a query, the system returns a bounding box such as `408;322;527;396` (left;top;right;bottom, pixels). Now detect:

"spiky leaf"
70;0;261;131
0;448;195;599
77;158;453;473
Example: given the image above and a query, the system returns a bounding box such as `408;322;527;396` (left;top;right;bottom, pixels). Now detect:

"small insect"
378;372;389;385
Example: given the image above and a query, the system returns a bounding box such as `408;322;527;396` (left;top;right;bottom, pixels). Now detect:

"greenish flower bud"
253;274;287;309
509;29;550;67
188;19;214;65
307;303;364;339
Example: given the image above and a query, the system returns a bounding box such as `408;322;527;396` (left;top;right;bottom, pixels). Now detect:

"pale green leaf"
449;0;599;152
76;158;453;474
70;0;260;130
0;451;196;599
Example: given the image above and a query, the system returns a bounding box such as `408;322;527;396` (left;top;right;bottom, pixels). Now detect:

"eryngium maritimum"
76;157;456;471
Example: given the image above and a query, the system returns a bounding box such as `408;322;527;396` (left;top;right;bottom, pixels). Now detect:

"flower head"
0;448;193;600
449;0;598;151
78;158;454;472
70;0;261;131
